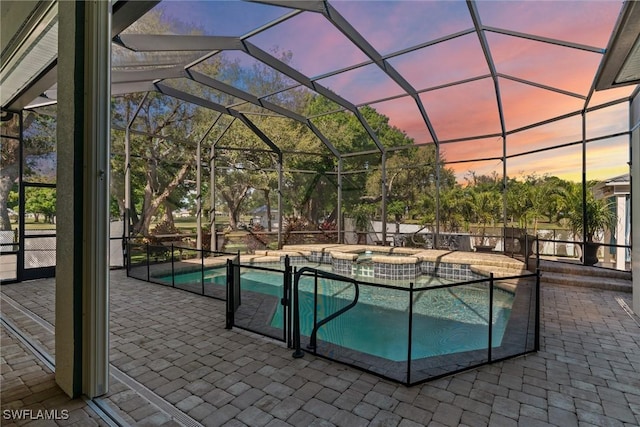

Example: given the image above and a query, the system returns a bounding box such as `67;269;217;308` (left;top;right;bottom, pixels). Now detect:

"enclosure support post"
581;111;587;265
278;152;283;249
124;127;130;243
209;118;235;252
381;152;388;245
502;135;508;251
337;157;343;244
196;138;202;250
195;121;217;252
210;145;217;251
630;94;640;314
435;146;441;248
124;92;148;243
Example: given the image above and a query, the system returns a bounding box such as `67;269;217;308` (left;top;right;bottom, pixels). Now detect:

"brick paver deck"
1;269;639;426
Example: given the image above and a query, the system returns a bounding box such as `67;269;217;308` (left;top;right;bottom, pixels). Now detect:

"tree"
208;52;325;228
24;187;56;223
467;188;502;244
350;203;375;243
517;174;565;232
212;120;276;229
112;95;203;235
0;110;56;230
439;186;467;232
564;182;616;242
111;8;222;236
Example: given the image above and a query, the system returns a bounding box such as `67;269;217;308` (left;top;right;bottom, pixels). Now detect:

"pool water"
160;266;513;362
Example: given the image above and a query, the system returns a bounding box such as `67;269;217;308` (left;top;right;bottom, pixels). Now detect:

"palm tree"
564;182;616;265
350;203;375;244
469;189;501;248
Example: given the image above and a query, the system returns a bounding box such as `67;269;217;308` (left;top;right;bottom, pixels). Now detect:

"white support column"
632;123;639;314
56;0;111;398
615;194;626;271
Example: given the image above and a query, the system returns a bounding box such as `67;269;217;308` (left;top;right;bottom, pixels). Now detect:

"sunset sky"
146;0;634;182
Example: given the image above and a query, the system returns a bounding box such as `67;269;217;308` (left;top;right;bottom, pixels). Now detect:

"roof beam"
116;34;243;52
242;40;385;152
156;82;281;154
467;0;506;139
111;1;161;36
248;1;327;13
112;81;156;96
321;2;440;148
497;73;587;100
155;82;230;115
187;69;340;156
232;112;281;155
112;66;186;84
484;26;604;54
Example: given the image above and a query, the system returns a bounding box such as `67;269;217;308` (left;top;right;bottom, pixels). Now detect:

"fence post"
407;282;414;386
171;243;175;288
535;268;540;351
309;270;319;350
536;237;540;271
283;255;291;346
125;240;131;277
146;242;150;281
488;273;494;363
124;238;129;273
235;251;241;306
292;267;304;358
201;247;205;295
225;258;234;329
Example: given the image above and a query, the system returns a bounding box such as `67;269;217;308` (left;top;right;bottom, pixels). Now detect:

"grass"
7;220;56;231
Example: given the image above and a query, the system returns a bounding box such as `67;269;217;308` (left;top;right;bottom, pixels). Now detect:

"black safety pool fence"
127;241;540;385
224;256;540;386
126;241;237;300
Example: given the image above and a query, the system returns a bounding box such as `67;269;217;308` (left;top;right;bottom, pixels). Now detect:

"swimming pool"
160;265;513;362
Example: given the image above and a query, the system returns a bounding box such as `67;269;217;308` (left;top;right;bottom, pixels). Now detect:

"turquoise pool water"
160;266;513;361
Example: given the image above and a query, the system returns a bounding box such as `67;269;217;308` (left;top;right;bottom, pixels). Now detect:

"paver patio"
1;269;639;426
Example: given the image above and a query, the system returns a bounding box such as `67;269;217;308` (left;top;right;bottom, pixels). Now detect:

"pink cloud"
445;120;629;183
506;115;583;156
368;96;434;144
586;103;630;139
249;11;369;78
589;86;636;108
476;1;622;49
173;0;628;185
332;1;474;55
440;137;504;163
317;63;405;105
487;33;602;96
499;78;585;131
388;33;490;91
419;78;502;140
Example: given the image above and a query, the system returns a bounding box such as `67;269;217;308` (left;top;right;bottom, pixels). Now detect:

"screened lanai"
106;0;636;262
77;2;634;258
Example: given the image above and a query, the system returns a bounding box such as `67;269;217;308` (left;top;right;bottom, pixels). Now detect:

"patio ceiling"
2;0;639;158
